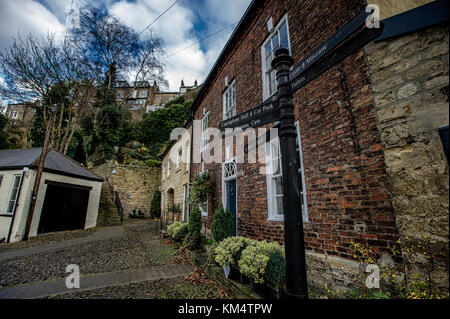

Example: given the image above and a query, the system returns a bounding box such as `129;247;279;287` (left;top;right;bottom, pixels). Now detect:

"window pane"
280;22;288;48
13;176;20;187
272;34;280;53
265;41;272;58
276;196;283;215
7;200;15;214
274;176;283;195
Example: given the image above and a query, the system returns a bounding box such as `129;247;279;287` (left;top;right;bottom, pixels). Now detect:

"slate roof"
0;148;103;182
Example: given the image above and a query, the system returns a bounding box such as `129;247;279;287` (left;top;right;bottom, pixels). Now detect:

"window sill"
267;217;284;222
0;214;13;217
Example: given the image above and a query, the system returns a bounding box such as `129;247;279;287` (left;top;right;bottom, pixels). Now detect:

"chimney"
181;79;185;87
194;79;198;86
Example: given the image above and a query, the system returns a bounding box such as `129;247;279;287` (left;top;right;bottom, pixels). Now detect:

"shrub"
167;222;188;242
188;208;202;235
183;232;202;251
215;236;257;267
149;190;161;218
238;241;285;286
211;205;234;242
265;249;286;288
144;159;161;167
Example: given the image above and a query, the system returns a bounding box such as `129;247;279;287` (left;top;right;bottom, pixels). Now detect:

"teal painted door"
226;179;237;236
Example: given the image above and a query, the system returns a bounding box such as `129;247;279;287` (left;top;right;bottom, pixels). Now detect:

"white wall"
0;169;33;241
1;169;102;243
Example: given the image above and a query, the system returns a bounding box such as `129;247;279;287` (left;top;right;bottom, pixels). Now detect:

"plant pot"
229;265;241;281
250;281;285;299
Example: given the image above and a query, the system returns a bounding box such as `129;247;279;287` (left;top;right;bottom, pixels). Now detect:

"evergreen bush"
214;236;257;267
211;205;234;242
188;208;202;235
149;190;161;218
167;222;188;242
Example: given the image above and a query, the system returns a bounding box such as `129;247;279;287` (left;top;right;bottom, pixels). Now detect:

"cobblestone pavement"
0;220;220;299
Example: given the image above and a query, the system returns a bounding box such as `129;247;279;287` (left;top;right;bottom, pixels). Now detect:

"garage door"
38;181;90;234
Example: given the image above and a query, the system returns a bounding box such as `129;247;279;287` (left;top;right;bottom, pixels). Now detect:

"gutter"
6;168;27;243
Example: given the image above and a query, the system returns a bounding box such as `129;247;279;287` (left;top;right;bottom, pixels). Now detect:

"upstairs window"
140;90;147;98
223;80;236;120
201;112;209;152
131;90;137;98
117;91;124;99
261;16;291;100
177;148;182;168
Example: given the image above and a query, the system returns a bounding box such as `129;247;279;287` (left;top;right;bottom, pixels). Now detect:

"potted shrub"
215;236;257;282
238;240;286;298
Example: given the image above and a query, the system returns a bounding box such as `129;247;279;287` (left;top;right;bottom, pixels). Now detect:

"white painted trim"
295;120;309;222
221;158;238;235
261;13;292;101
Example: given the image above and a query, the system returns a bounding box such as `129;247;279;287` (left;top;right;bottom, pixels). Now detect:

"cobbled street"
0;220;227;299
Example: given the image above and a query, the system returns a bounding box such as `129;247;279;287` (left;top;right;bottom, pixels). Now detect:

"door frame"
222;157;238;236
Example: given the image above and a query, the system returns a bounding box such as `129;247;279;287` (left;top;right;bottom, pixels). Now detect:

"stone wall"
92;162;161;218
365;24;449;289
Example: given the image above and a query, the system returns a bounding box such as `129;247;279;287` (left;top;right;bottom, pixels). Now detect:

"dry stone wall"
92;162;161;218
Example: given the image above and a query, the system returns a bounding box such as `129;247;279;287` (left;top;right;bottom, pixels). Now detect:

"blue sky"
0;0;252;95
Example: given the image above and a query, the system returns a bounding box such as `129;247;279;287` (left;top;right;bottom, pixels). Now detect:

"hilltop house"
0;148;103;243
114;79;199;121
189;0;448;289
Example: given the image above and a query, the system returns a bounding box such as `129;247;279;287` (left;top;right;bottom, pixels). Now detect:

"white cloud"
0;0;65;50
0;0;252;92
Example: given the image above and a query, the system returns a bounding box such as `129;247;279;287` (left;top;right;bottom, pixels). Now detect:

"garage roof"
0;148;103;182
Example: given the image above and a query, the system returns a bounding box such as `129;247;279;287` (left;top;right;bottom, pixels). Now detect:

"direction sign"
289;8;369;82
219;98;279;130
290;25;384;93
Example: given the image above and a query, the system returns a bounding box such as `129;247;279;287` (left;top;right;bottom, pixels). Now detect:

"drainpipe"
6;167;28;243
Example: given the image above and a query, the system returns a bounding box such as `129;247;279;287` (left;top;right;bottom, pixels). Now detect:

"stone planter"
250;281;286;299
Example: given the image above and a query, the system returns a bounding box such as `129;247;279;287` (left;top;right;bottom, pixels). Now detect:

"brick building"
190;0;448;288
5;103;35;127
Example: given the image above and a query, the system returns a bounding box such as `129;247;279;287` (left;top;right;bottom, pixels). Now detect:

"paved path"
0;264;193;299
0;220;195;299
0;226;123;263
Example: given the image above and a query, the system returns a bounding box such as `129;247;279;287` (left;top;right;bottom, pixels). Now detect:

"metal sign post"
272;48;308;299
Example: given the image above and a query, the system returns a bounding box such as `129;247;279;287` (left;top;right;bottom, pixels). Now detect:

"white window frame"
139;90;147;98
265;138;284;221
177;148;182;168
6;174;22;215
265;123;308;222
200;112;209;152
222;80;236;120
131;90;137;98
117;91;124;99
261;14;291;101
10;110;19;119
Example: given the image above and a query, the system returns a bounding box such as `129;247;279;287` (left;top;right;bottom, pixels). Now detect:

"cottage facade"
190;0;448;288
161;121;192;223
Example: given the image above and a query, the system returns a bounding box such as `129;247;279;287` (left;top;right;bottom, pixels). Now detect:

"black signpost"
218;8;384;299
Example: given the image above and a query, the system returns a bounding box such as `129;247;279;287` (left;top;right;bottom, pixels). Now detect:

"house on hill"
0;148;103;243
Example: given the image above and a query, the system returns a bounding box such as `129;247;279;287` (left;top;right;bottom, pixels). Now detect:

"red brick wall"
192;0;397;259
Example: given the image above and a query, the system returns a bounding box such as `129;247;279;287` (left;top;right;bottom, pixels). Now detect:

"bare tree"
68;4;167;107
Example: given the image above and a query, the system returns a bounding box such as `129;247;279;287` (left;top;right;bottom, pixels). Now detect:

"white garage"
0;148;103;243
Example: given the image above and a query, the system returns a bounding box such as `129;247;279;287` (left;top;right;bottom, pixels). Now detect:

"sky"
0;0;252;95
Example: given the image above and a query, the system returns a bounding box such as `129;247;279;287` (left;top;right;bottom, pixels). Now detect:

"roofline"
0;166;103;182
161;118;193;159
190;0;260;113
